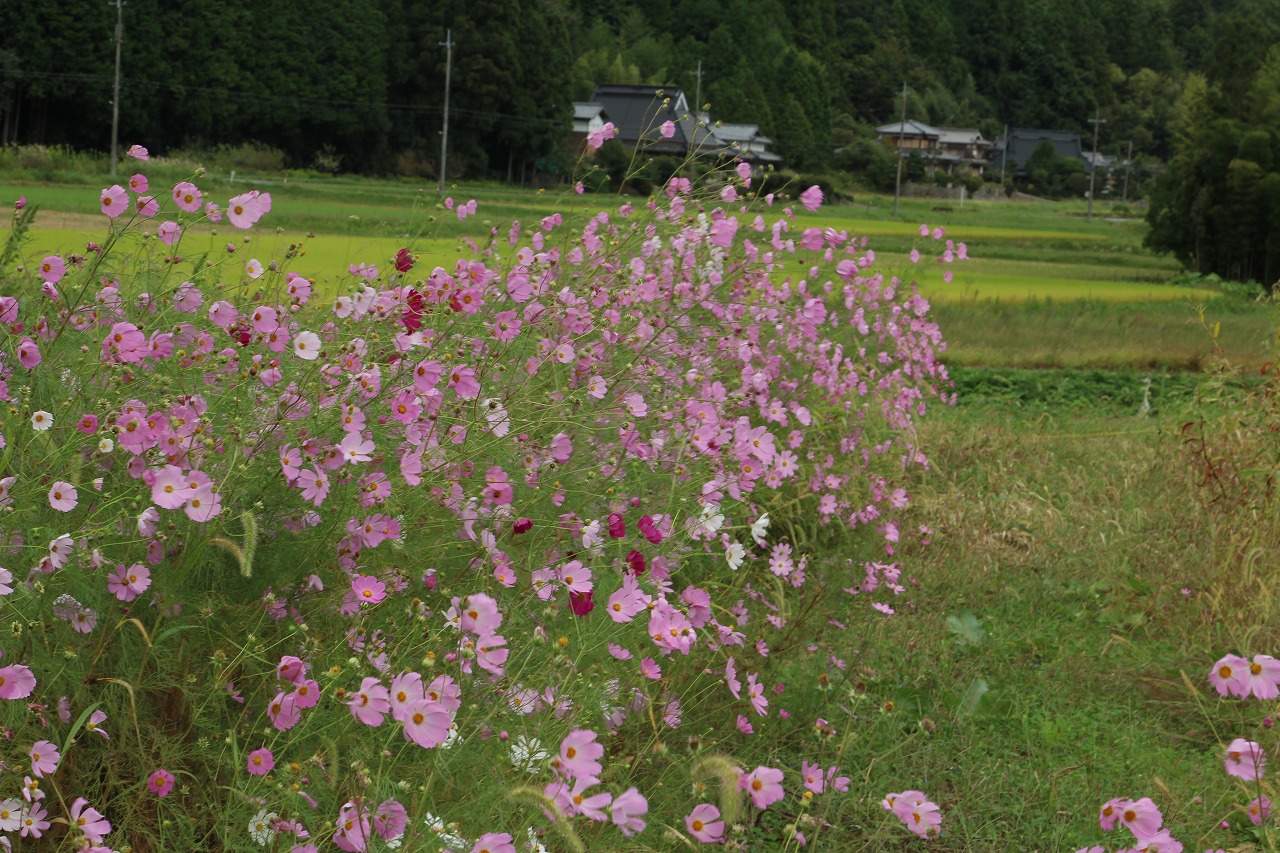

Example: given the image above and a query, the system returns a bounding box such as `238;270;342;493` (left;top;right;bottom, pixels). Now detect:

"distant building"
707;121;783;167
875;121;991;175
571;102;609;155
589;84;722;157
990;128;1099;177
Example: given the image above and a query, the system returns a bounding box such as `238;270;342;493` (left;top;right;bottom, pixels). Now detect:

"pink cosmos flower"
0;664;36;699
402;698;452;748
147;768;174;797
611;786;647;836
1249;795;1273;825
69;797;111;843
100;185;128;217
48;481;77;512
1210;653;1250;698
799;185;824;212
39;256;65;284
739;766;785;809
637;515;663;544
557;730;603;781
157;220;182;246
247;748;275;776
172;181;202;212
348;677;390;726
351;575;386;606
17;337;41;368
135;195;159;217
685;803;724;843
471;833;515;853
660;120;676;138
227;190;271;229
801;760;825;794
1226;738;1265;780
1245;654;1280;699
29;740;59;778
86;710;109;740
129;173;148;194
586;122;617;150
640;658;661;680
1116;797;1163;839
19;802;49;837
267;691;302;731
126;144;148;160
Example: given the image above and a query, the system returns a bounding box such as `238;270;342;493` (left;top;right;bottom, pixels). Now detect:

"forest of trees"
3;0;1280;280
0;0;1275;179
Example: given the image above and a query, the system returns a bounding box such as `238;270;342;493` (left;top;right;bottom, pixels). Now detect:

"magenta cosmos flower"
351;575;387;606
147;768;174;797
247;748;275;776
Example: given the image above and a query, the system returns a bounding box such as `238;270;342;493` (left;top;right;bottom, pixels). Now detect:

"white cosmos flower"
31;410;53;432
293;330;321;361
751;512;770;546
97;438;114;454
700;503;725;534
726;541;746;571
510;734;548;772
245;258;264;279
248;809;277;846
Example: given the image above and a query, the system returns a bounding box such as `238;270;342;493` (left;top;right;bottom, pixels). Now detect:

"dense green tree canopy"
0;0;1273;180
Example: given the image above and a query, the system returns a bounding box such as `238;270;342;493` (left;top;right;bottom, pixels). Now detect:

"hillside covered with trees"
1;0;1275;180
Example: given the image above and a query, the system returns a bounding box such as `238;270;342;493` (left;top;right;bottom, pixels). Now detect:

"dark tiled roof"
992;127;1090;173
590;84;724;156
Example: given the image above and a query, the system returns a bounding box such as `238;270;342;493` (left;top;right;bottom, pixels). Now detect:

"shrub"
0;150;957;849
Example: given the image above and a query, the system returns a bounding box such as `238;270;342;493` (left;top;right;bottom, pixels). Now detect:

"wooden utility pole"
438;29;453;198
1086;109;1105;222
109;0;125;176
893;82;907;218
1122;140;1134;204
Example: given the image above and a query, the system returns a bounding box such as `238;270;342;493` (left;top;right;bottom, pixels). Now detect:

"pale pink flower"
611;786;647;836
685;803;724;843
740;766;784;809
1245;654;1280;699
402;698;452;748
351;575;386;606
1225;738;1266;780
38;256;65;284
69;796;111;842
0;665;36;699
48;482;77;512
558;730;603;781
29;741;59;778
100;185;127;217
293;330;321;360
171;181;202;212
126;144;148;160
1210;653;1250;698
1249;796;1273;825
134;195;159;217
799;185;824;212
587;122;617;150
348;677;390;726
660;120;676;138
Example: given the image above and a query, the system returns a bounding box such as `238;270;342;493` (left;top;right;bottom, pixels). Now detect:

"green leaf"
947;611;986;646
954;678;990;719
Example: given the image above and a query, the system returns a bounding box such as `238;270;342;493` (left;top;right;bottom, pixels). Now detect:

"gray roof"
573;102;606;121
991;128;1095;174
590;84;724;156
935;127;987;146
876;120;942;138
